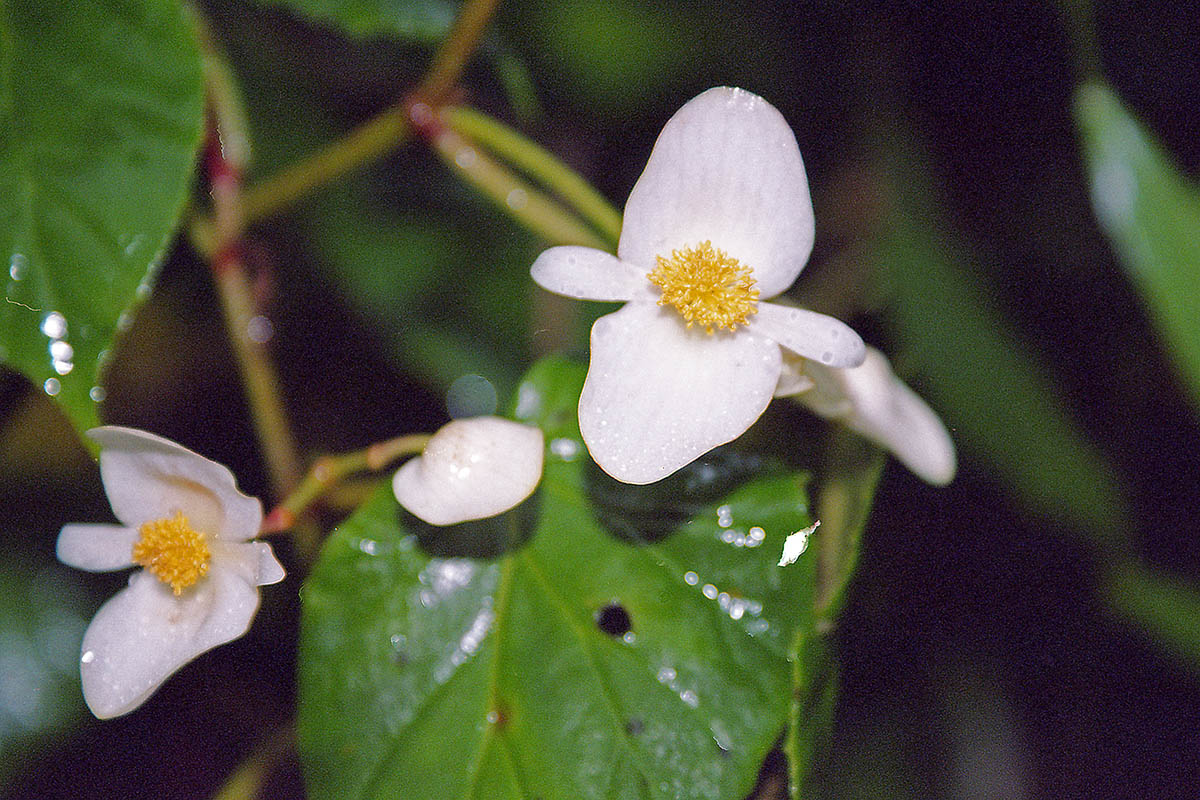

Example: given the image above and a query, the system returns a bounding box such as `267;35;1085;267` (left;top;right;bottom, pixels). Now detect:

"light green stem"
442;106;622;247
431;127;612;249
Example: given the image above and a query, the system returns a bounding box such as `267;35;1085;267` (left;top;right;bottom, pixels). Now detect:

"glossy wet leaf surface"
299;358;817;799
1075;81;1200;411
0;1;205;432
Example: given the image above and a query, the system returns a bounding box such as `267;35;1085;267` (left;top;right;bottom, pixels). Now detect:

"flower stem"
210;722;294;800
429;125;612;249
261;433;431;535
1057;0;1104;84
441;106;622;247
233;0;500;227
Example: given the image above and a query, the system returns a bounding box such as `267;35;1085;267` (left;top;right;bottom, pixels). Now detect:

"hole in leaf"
595;602;632;636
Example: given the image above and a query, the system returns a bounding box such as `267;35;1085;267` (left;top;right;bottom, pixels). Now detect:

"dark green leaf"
1074;81;1200;411
868;142;1128;539
299;357;819;799
0;1;205;432
251;0;457;42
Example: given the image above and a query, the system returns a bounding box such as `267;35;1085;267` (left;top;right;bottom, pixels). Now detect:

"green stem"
442;106;622;247
262;433;430;534
431;126;612;248
1057;0;1104;84
210;723;293;800
234;0;501;227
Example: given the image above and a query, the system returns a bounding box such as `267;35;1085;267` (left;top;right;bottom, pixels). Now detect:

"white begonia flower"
531;87;866;485
393;416;544;526
779;347;957;486
55;427;285;719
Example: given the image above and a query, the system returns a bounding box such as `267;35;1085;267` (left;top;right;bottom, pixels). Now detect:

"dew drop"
43;378;60;396
506;188;528;210
820;351;833;364
8;253;26;281
549;437;579;461
455;147;478;169
680;689;699;708
89;386;106;403
80;650;95;664
40;311;67;339
683;570;699;586
246;315;274;343
702;583;718;600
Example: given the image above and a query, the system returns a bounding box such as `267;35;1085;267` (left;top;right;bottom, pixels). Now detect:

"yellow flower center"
647;240;759;333
132;511;212;595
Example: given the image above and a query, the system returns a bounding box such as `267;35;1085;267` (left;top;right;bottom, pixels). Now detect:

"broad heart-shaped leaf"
0;1;205;432
299;358;818;800
251;0;457;41
1075;81;1200;412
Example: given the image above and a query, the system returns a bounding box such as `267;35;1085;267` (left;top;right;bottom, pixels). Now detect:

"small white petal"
213;541;286;586
56;524;137;572
393;417;544;526
773;356;816;397
751;302;866;368
87;427;262;542
618;87;814;298
799;348;957;486
778;521;820;567
531;246;652;302
79;568;260;719
580;302;781;484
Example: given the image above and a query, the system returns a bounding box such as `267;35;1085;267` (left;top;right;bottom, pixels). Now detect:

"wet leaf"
1075;81;1200;411
0;1;205;432
299;357;819;800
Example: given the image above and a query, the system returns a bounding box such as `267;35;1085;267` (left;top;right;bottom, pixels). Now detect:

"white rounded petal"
393;417;544;526
88;427;263;543
750;302;866;368
580;302;781;484
799;348;957;486
56;524;137;572
531;246;653;302
618;87;814;298
79;568;261;719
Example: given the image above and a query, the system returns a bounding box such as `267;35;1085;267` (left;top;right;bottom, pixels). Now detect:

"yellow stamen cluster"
647;240;759;333
132;511;212;595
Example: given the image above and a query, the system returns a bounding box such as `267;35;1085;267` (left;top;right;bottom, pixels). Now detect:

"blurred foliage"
866;137;1128;540
299;358;821;799
0;0;205;434
1075;81;1200;412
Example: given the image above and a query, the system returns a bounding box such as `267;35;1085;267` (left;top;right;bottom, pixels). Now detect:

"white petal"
79;568;261;719
88;427;263;543
531;246;653;302
213;541;286;586
580;302;781;484
799;348;957;486
56;524;137;572
618;87;814;298
393;417;544;526
751;302;866;368
773;354;815;397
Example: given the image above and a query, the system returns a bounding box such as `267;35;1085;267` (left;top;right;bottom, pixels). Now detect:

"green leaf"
0;1;205;432
251;0;457;42
1106;561;1200;670
299;357;819;799
868;142;1128;539
1074;81;1200;411
0;553;92;787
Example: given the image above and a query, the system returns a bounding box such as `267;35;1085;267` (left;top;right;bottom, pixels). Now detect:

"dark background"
2;0;1198;797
